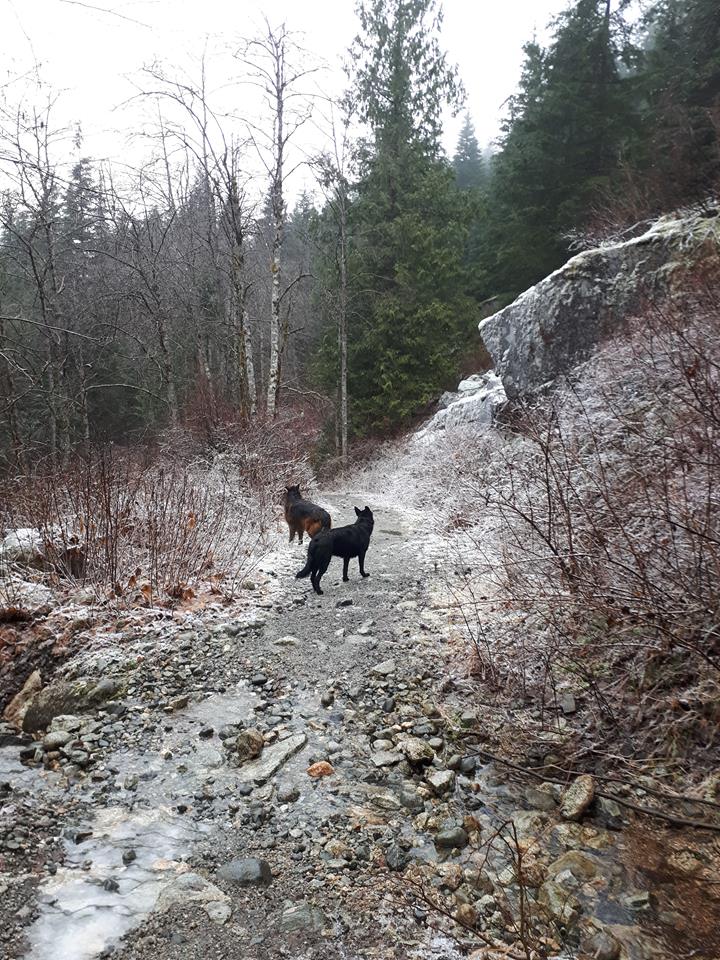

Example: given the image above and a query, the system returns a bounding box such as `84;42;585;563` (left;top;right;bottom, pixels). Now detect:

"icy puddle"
27;807;208;960
22;686;259;960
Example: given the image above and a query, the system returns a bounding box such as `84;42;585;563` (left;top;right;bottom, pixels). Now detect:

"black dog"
296;506;374;595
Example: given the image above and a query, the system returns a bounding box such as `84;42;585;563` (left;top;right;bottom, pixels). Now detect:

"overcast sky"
1;0;571;197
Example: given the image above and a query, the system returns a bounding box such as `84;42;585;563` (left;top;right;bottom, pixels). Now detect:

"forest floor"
1;480;720;960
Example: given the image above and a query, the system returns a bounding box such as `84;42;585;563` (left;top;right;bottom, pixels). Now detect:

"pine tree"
339;0;476;432
453;113;484;190
480;1;639;296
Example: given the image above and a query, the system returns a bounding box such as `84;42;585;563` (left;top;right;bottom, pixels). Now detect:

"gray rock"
217;858;272;887
480;213;720;399
426;769;455;794
23;677;125;733
417;372;506;437
435;827;468;850
42;730;72;751
398;787;424;813
371;659;396;677
155;873;229;914
372;750;403;767
236;733;306;785
560;775;596;821
396;735;434;766
278;900;327;934
277;781;300;803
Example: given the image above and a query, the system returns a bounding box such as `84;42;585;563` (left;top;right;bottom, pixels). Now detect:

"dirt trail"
1;487;719;960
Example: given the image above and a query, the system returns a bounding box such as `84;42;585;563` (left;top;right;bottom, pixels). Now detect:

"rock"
371;659;396;677
274;635;299;647
560;775;596;821
436;863;464;891
548;851;600;882
23;677;125;733
336;598;353;607
278;901;327;934
42;730;72;751
396;735;434;766
435;827;469;850
539;880;581;926
0;528;49;567
217;858;272;887
205;901;232;924
155;873;229;914
198;726;215;739
398;787;424;813
236;733;306;785
385;844;407;871
454;903;478;928
558;692;576;715
371;750;403;768
426;769;455;795
526;785;558;812
480;213;720;399
3;671;42;728
320;690;335;707
584;930;621;960
232;729;265;762
417;372;506;438
307;761;334;778
277;782;300;803
122;849;137;865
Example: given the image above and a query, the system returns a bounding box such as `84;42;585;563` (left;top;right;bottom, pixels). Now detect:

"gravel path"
2;488;719;960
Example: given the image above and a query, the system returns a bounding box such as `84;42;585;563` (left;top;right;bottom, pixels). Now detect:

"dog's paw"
342;576;349;582
362;572;370;578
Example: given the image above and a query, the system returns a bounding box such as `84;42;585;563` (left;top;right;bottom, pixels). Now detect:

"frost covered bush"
430;277;720;762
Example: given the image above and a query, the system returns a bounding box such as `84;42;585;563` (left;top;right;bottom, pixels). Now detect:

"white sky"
1;0;570;199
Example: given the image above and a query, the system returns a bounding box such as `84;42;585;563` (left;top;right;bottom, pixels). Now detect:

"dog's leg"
311;569;323;595
359;551;370;578
342;557;350;582
288;525;295;544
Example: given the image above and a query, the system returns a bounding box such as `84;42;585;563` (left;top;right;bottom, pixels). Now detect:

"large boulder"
416;371;506;439
480;213;720;400
22;676;125;732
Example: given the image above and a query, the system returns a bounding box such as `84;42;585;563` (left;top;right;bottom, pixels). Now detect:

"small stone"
278;901;327;933
122;849;136;865
385;844;407;871
205;901;232;924
539;880;581;926
435;827;468;850
381;698;395;713
558;692;576;715
371;750;403;768
371;659;396;677
199;726;214;740
396;735;434;766
584;931;621;960
42;730;72;751
217;858;272;887
320;691;335;707
398;787;424;813
233;729;265;762
560;775;595;821
336;598;353;608
307;761;334;778
274;635;299;647
426;769;455;794
454;903;477;928
277;782;300;803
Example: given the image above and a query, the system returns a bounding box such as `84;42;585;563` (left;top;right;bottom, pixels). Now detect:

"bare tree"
236;21;317;418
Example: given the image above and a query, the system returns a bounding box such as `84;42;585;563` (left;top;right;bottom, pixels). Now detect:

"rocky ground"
1;488;720;960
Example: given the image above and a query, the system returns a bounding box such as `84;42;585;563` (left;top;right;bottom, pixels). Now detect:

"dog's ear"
354;506;361;516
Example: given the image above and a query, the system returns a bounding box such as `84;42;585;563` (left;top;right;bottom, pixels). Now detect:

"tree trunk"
338;192;349;470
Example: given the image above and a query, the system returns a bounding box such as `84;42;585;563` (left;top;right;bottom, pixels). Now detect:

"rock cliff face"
479;213;720;399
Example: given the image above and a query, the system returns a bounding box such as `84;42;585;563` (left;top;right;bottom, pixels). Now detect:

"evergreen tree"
453;113;484;190
484;1;639;296
336;0;476;432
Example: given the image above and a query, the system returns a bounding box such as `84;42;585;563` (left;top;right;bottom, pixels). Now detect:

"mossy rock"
23;676;126;732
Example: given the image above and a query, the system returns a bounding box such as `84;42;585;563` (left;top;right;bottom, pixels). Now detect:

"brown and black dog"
283;485;331;544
